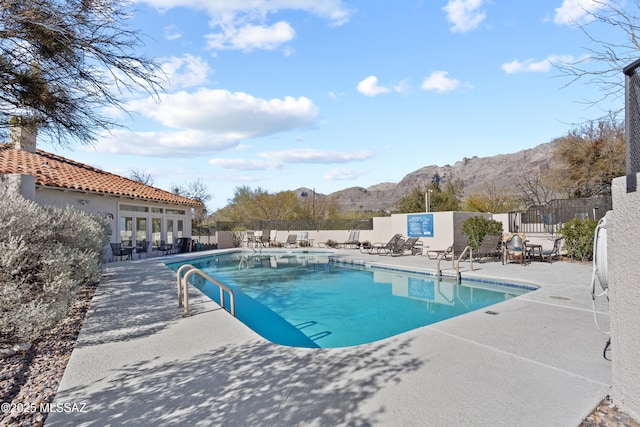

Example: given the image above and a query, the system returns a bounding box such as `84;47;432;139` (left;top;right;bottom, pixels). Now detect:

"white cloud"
554;0;609;26
163;24;182;41
502;55;574;74
139;0;353;26
206;21;295;51
324;167;368;180
357;76;408;97
393;81;411;94
88;89;319;157
259;148;374;164
421;71;462;93
138;0;354;51
160;54;212;89
86;129;240;157
443;0;486;33
126;89;318;135
208;158;277;170
209;148;375;171
357;76;391;97
502;59;551;74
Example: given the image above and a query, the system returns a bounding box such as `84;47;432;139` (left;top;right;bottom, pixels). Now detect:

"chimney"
10;123;37;153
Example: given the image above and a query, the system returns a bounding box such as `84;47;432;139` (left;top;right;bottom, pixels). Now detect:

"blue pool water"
167;252;534;348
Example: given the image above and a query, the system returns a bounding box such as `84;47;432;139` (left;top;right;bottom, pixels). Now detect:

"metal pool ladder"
436;247;474;283
176;264;236;317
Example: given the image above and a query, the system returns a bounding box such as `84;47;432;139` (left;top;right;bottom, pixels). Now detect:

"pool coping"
47;248;612;427
328;255;540;292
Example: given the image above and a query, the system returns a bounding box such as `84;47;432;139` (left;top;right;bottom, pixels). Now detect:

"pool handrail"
455;246;474;283
176;265;236;317
436;246;474;281
176;264;195;307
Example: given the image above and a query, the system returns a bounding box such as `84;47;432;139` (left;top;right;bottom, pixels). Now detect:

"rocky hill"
298;138;562;212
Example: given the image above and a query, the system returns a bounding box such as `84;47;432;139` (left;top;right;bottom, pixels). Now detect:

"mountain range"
297;138;562;212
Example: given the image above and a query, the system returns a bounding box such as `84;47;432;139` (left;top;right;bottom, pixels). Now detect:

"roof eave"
35;185;202;207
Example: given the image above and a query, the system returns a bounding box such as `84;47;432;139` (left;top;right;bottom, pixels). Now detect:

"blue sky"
51;0;625;211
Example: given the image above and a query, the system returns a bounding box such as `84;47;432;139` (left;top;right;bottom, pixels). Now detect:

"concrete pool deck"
47;249;612;427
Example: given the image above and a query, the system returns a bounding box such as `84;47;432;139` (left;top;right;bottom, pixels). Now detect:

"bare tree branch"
128;168;155;186
555;0;640;114
0;0;165;147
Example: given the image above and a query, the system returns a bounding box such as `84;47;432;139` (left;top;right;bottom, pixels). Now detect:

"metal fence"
625;58;640;175
507;196;612;234
191;225;216;246
208;218;374;232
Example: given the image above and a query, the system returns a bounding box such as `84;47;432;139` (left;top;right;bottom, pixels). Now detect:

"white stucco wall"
389;212;456;252
492;213;510;234
270;214;455;250
36;188;118;219
34;187;194;257
246;212;487;253
609;174;640;422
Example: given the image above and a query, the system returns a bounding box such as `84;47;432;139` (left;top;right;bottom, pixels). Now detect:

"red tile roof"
0;144;202;206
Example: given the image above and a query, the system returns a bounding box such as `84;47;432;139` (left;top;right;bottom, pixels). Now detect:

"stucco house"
0;125;203;258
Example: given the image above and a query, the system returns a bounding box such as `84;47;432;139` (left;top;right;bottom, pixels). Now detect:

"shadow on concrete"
49;337;425;426
74;263;182;348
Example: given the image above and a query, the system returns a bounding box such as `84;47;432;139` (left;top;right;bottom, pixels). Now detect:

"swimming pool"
167;252;535;348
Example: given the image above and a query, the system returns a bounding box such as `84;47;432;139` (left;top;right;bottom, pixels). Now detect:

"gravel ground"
582;399;640;427
0;282;638;427
0;284;96;427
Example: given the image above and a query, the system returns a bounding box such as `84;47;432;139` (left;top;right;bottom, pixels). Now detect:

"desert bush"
231;228;247;247
0;194;110;343
325;239;338;248
558;217;598;261
461;216;503;251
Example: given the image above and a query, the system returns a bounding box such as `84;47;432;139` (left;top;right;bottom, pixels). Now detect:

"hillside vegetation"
214;117;625;218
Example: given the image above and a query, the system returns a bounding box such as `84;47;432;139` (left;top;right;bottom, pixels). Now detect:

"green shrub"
461;216;503;251
0;194;110;343
558;217;598;262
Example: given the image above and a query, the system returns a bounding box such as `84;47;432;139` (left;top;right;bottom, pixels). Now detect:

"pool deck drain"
47;249;611;427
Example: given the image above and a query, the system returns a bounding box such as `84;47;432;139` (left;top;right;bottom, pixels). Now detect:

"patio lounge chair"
283;234;298;248
540;237;563;263
474;234;503;262
369;233;403;254
340;230;361;249
388;237;422;256
503;233;528;265
257;230;271;247
378;236;406;255
298;232;314;247
244;231;256;248
426;237;470;261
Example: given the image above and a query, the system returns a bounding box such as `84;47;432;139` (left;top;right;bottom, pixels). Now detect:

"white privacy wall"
609;173;640;422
